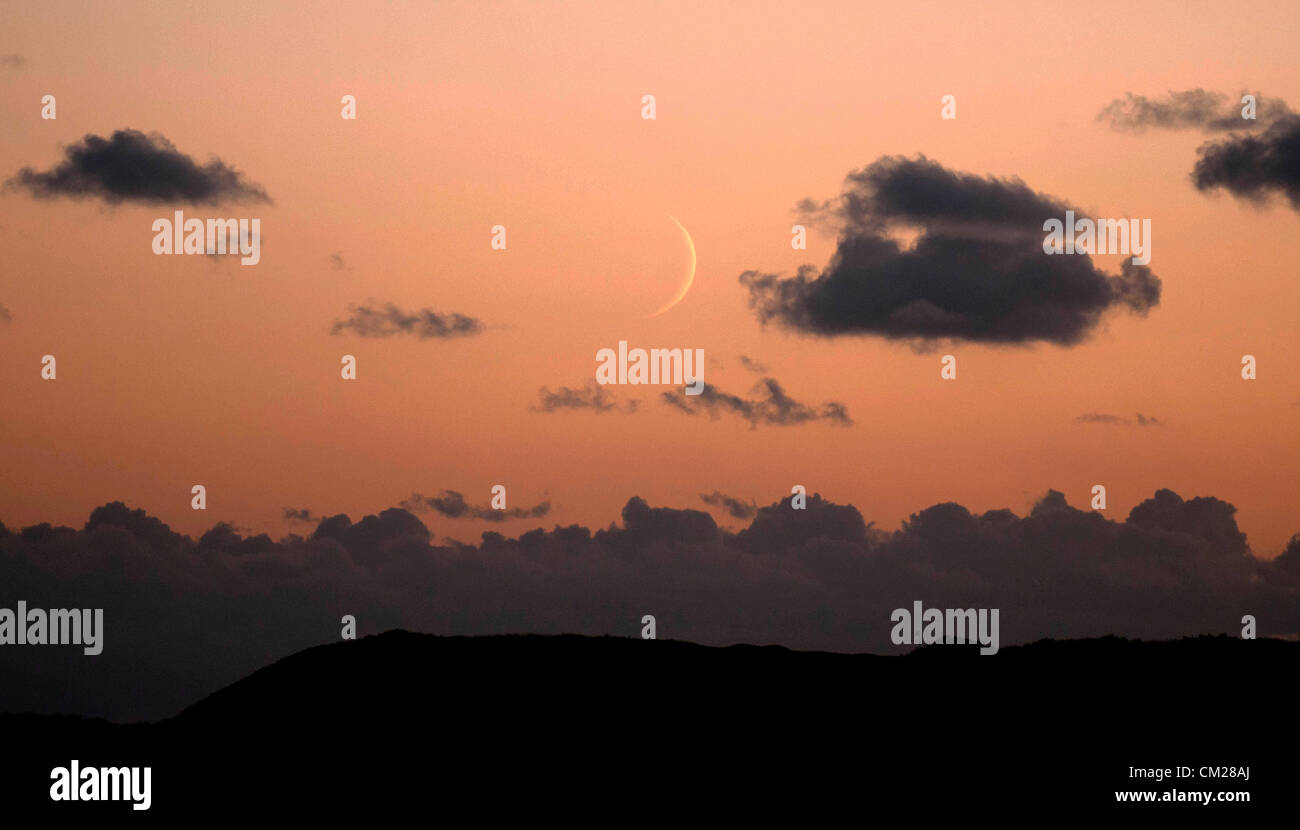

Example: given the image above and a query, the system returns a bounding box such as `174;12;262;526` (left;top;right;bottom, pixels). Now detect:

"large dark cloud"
330;304;484;339
6;129;271;205
3;487;1297;722
742;156;1160;346
1192;115;1300;211
661;378;851;427
401;490;551;523
1098;89;1292;132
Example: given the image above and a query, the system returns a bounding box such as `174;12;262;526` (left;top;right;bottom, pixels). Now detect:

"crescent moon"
648;214;697;317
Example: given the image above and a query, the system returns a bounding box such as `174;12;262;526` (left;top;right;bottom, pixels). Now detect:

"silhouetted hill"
3;632;1295;819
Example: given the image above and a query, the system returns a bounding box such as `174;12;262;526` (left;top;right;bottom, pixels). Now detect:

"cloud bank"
3;486;1296;721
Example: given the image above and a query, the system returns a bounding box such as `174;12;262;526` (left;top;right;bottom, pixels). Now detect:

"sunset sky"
3;0;1298;558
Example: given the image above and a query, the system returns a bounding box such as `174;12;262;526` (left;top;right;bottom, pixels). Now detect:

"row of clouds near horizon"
2;488;1298;722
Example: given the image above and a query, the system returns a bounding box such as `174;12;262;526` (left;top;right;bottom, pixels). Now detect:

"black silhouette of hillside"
3;632;1295;819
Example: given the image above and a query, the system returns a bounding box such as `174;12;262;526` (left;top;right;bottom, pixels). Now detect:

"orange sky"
2;0;1298;556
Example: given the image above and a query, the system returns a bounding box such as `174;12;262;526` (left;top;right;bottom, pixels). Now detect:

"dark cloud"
734;491;872;554
532;381;637;414
2;488;1298;721
1277;535;1300;577
6;129;271;205
198;522;278;557
605;497;722;549
1077;412;1162;427
742;156;1160;346
1097;89;1292;132
0;54;24;68
1127;488;1247;556
1192;115;1300;211
662;378;851;428
329;303;484;339
737;355;768;373
0;304;10;324
699;491;758;520
401;490;551;523
282;508;319;524
1098;92;1300;214
330;252;351;272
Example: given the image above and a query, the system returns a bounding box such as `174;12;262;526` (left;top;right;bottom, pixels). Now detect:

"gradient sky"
2;0;1298;557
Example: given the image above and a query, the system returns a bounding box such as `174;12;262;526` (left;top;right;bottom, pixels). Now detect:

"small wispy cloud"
1097;89;1291;132
737;354;768;374
401;490;551;522
532;381;638;414
663;378;852;428
282;507;320;524
330;303;484;339
1076;412;1162;427
699;490;758;520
